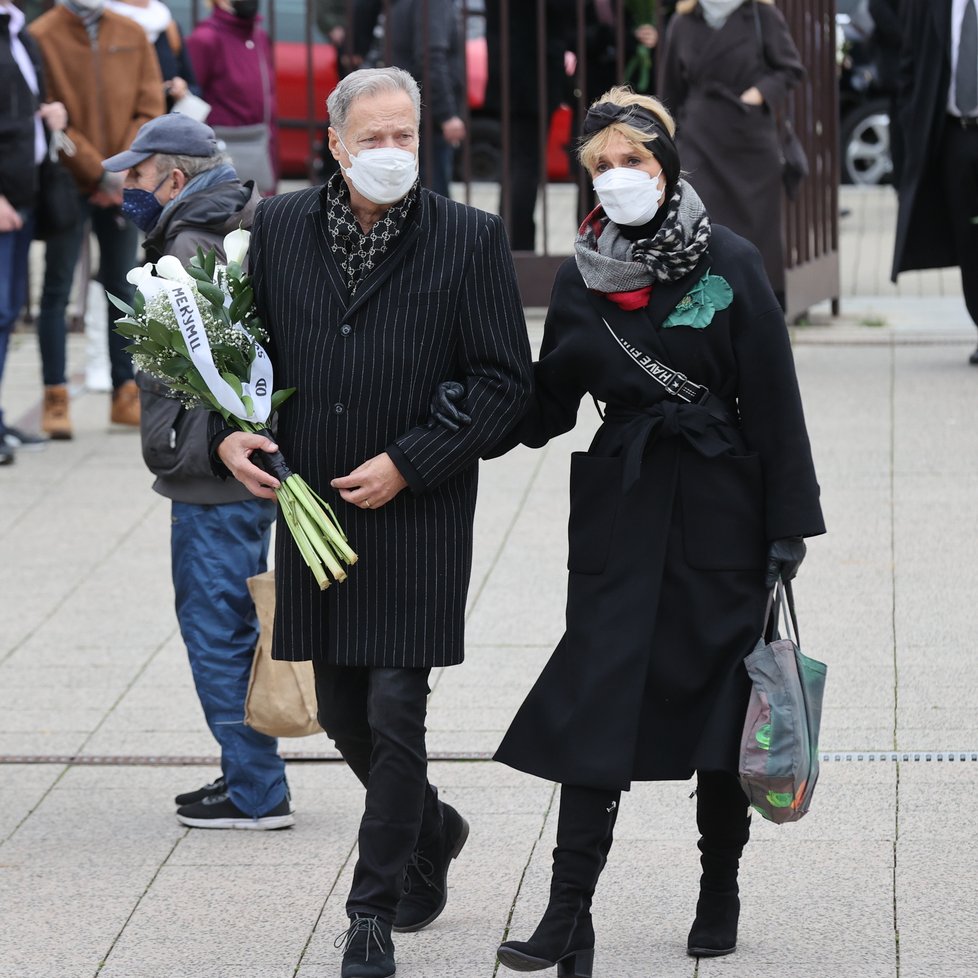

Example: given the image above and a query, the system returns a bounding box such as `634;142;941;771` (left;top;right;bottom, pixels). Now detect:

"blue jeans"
0;208;34;430
36;194;139;388
171;497;285;817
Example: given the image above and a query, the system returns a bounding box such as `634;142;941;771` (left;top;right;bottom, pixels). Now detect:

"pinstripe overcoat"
250;185;532;668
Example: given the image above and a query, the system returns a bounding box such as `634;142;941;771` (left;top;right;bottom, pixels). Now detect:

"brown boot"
41;385;73;440
110;379;140;426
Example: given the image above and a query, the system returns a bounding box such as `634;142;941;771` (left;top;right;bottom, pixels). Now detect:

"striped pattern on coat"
250;185;532;668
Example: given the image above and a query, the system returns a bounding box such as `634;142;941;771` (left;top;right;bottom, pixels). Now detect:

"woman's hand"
427;381;471;433
331;453;408;510
166;76;190;101
764;537;806;589
740;86;765;106
217;430;281;499
38;100;67;132
0;195;23;232
635;23;658;48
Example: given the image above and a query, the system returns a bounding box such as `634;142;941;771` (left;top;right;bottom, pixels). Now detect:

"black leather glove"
764;536;806;589
427;380;472;433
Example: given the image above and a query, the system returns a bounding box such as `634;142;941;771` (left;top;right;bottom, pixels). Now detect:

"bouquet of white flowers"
110;229;357;590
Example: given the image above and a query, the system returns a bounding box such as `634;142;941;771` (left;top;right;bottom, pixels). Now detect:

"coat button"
340;324;352;336
334;403;345;414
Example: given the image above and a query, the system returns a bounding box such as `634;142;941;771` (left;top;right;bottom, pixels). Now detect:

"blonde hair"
578;86;676;174
675;0;773;13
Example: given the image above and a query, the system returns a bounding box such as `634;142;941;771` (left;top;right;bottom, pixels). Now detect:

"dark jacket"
891;0;955;277
0;15;42;209
139;177;260;506
491;224;824;789
244;185;532;668
658;1;804;295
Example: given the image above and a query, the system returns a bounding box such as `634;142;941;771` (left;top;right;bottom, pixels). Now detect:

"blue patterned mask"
122;177;167;232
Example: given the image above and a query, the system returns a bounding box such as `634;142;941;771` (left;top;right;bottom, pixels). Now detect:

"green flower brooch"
662;272;733;329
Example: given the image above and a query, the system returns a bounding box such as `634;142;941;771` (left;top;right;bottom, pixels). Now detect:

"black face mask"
230;0;258;18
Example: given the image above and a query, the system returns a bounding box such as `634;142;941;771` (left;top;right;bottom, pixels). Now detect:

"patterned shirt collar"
322;172;419;296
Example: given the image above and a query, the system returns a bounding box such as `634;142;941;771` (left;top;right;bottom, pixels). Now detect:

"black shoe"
392;804;469;932
176;793;294;830
335;914;396;978
2;425;48;451
174;775;226;807
687;891;740;957
969;344;978;365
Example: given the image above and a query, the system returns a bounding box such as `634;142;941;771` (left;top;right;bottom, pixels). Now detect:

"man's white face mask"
337;134;418;205
70;0;106;12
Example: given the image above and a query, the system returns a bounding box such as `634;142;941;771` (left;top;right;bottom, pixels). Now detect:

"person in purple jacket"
185;0;277;193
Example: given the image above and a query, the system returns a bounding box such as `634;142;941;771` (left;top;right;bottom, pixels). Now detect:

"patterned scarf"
574;179;712;308
323;171;419;296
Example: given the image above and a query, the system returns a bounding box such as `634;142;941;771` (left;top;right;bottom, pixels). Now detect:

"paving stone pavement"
2;186;978;977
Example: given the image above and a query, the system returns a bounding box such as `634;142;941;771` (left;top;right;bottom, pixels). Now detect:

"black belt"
948;114;978;130
603;398;742;492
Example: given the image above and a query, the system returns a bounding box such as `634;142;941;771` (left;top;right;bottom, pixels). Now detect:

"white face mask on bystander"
592;167;665;227
337;134;418;205
698;0;744;29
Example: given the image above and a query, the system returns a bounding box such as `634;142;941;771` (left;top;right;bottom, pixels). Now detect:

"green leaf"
221;371;244;397
241;394;255;416
114;321;146;340
197;281;227;308
187;264;212;283
132;290;145;316
161;356;191;377
271;387;297;411
106;291;135;317
204;247;217;279
170;329;190;358
146;318;173;348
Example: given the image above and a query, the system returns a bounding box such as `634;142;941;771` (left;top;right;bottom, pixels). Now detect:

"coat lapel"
307;201;351;307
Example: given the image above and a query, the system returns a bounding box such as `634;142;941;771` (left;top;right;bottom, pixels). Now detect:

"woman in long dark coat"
489;87;824;975
657;0;803;305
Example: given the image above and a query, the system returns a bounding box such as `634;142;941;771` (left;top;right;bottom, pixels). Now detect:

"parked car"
837;0;894;185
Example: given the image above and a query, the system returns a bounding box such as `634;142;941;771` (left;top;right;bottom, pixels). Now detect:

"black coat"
491;225;824;789
892;0;955;277
658;2;804;296
250;186;532;668
0;22;43;209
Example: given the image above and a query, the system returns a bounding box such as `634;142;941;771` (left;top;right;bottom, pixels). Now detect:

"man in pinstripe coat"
216;67;532;978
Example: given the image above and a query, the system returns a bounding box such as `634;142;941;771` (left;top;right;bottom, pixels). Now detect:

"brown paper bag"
244;570;322;737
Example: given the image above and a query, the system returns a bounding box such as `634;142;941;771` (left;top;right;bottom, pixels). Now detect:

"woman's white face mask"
337;134;418;205
592;167;665;227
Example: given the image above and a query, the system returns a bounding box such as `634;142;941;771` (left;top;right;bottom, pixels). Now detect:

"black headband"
582;101;680;185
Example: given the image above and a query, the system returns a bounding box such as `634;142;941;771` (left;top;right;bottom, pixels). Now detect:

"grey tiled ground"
3;186;978;976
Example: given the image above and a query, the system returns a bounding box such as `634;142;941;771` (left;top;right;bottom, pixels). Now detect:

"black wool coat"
658;2;804;295
491;225;825;790
249;186;532;668
892;0;956;278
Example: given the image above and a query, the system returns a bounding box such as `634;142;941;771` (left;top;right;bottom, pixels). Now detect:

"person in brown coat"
29;0;163;438
658;0;803;307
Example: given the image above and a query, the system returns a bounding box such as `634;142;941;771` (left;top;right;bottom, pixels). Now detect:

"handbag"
34;134;81;241
212;124;274;193
739;580;827;823
244;570;322;737
751;0;809;200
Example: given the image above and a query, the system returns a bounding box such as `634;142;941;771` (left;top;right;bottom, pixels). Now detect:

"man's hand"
740;86;765;106
0;195;23;233
331;452;408;510
90;171;124;208
218;430;281;500
166;76;190;101
441;116;466;147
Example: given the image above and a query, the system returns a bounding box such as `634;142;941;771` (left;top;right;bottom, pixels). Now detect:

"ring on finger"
362;499;372;509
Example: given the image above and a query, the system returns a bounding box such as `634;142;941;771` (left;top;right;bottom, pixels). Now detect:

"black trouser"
314;664;442;920
940;120;978;329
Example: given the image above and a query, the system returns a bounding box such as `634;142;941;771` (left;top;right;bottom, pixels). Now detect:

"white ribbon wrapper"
164;281;273;424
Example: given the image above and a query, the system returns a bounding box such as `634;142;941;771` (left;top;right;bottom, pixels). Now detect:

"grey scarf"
574;179;712;297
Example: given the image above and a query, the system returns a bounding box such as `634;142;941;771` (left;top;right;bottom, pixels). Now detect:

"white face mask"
698;0;743;29
592;167;665;227
337;134;418;205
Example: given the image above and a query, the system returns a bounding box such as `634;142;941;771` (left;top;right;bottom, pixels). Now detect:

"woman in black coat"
657;0;803;305
489;86;824;975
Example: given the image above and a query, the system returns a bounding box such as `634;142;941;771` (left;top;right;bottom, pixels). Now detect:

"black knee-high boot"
497;784;620;977
687;770;751;958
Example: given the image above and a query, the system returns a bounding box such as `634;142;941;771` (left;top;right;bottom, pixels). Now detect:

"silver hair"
153;151;230;180
326;66;421;136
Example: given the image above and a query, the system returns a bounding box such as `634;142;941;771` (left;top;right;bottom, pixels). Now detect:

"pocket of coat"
680;451;766;571
566;452;622;576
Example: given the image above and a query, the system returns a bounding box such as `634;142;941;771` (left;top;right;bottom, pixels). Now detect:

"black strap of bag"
762;579;801;646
